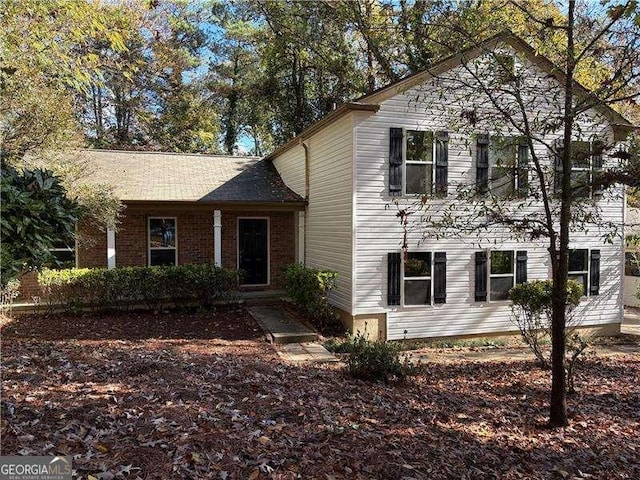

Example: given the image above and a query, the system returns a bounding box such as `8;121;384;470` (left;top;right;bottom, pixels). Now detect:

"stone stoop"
247;305;318;344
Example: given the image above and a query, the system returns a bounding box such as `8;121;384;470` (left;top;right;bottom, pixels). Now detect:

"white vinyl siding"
272;146;306;197
272;114;355;312
353;47;624;340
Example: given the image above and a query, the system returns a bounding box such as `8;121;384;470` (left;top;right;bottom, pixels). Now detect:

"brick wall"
77;222;107;268
221;211;295;289
84;206;295;289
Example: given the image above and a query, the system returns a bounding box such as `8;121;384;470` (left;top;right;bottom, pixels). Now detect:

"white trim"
107;228;116;269
401;251;435;308
568;248;592;297
213;210;222;267
148;216;178;266
487;249;516;303
296;211;305;264
237;217;270;287
402;129;436;196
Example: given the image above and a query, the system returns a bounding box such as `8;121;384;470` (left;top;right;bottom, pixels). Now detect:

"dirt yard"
1;309;639;479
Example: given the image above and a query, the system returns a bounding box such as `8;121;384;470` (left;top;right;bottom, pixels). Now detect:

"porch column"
213;210;222;267
107;228;116;269
296;211;306;264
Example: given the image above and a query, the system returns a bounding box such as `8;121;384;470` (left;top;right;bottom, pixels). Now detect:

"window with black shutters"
396;251;447;306
390;129;448;196
487;136;529;198
555;140;605;199
568;248;601;296
475;249;527;302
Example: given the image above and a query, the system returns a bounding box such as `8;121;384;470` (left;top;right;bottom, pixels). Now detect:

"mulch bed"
1;309;639;479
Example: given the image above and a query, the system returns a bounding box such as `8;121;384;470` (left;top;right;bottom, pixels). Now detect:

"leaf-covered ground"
1;309;639;480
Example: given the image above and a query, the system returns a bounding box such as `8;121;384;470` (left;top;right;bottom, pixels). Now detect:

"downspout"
302;141;310;265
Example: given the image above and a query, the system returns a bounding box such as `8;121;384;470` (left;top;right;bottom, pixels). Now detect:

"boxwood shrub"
38;264;239;313
283;263;343;334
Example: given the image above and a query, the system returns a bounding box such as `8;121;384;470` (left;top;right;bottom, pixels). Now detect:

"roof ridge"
76;148;261;160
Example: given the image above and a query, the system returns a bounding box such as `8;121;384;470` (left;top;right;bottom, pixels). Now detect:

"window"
486;136;529;197
48;241;76;269
387;251;446;306
405;130;434;195
475;250;527;302
494;54;516;83
46;226;76;269
148;217;177;266
388;128;448;197
568;248;601;296
404;252;432;305
489;250;515;301
555;140;604;199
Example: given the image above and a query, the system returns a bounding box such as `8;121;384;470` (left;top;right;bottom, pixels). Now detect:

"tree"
399;1;640;427
0;165;79;284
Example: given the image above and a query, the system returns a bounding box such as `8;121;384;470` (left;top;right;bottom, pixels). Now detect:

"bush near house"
38;264;239;313
283;263;343;335
347;332;417;383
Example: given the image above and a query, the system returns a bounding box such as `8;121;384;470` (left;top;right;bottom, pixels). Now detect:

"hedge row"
38;264;239;313
282;263;343;334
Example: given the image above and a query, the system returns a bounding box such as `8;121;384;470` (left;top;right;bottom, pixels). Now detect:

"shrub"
509;279;587;392
38;264;239;312
346;332;416;382
0;278;21;314
283;263;343;334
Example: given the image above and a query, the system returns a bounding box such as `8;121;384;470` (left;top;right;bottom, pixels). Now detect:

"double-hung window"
387;251;447;306
475;250;528;302
480;135;529;197
388;128;448;196
48;237;76;269
405;131;434;195
148;217;177;266
568;248;602;296
489;250;515;301
555;140;604;199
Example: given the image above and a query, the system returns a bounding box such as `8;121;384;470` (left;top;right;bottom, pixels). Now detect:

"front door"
238;218;269;285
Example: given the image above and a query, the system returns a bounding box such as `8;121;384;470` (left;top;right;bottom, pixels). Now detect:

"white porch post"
296;211;306;264
107;228;116;269
213;210;222;267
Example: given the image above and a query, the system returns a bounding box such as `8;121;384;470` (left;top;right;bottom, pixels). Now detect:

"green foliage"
509;280;584;368
38;264;239;314
283;263;343;335
346;332;416;383
0;164;79;285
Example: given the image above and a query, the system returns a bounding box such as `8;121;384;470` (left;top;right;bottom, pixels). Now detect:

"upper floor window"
477;134;529;197
148;217;177;266
389;128;448;197
554;140;604;199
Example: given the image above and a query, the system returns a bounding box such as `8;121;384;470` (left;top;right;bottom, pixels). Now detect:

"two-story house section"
267;32;635;341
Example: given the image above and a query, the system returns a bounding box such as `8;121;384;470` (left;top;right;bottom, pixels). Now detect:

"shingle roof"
72;149;304;204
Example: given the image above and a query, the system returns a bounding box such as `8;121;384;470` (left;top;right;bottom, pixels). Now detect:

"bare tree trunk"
549;0;576;428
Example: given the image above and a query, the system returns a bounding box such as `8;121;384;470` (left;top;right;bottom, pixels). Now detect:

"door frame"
237;216;270;287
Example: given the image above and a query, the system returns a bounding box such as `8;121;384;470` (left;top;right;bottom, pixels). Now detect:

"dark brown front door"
238;218;269;285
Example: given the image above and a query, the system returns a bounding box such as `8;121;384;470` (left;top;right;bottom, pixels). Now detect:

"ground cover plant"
1;310;639;479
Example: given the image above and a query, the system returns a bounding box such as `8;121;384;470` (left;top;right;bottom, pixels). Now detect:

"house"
625;208;640;308
22;32;636;341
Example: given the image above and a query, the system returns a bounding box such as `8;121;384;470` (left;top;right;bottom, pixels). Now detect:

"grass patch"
324;335;520;353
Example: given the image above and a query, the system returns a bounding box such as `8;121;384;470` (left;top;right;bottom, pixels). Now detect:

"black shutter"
477;134;489;195
435;131;449;197
389;128;403;195
516;251;528;284
554;139;564;193
592;140;604;200
517;141;529;196
589;249;600;296
475;251;487;301
433;252;447;304
387;252;401;305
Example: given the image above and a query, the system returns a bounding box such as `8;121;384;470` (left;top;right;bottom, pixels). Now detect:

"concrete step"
247;305;317;344
279;342;338;363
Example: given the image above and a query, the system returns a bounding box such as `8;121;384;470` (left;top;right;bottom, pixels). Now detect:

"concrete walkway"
246;304;338;363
